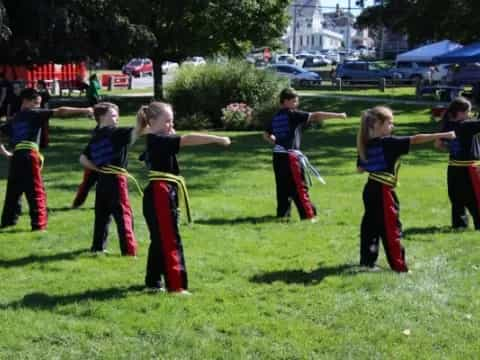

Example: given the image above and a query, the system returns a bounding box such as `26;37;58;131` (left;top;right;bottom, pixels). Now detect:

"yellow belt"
448;160;480;167
97;165;143;196
368;172;398;188
367;161;400;188
14;141;44;168
148;170;192;223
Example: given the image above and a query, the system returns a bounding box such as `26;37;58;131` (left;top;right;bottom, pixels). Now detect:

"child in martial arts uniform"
263;87;347;220
357;106;455;272
80;102;146;255
138;101;230;294
435;97;480;229
0;88;92;231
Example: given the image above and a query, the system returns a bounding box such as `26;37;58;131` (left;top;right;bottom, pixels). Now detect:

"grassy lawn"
0;97;479;358
301;87;432;102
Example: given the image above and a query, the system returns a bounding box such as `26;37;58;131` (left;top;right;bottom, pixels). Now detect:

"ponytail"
357;106;393;161
136;105;149;127
136;101;173;126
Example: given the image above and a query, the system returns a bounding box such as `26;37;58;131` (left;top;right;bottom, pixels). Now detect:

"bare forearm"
410;132;453;145
79;154;99;171
310;111;347;122
53;107;93;118
180;133;230;147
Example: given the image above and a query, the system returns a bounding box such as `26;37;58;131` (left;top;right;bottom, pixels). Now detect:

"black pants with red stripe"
360;180;408;272
72;169;98;208
1;150;47;230
143;181;188;291
447;165;480;229
40;119;49;149
91;174;137;255
273;152;317;219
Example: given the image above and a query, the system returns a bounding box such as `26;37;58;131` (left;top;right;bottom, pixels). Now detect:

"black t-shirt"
142;134;181;174
358;136;411;175
0;108;53;146
442;119;480;160
265;108;310;150
83;126;133;168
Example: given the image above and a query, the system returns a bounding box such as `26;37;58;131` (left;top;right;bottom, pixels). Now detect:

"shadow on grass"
48;206;94;212
403;225;461;236
0;285;145;310
195;215;277;226
250;263;361;286
0;249;88;268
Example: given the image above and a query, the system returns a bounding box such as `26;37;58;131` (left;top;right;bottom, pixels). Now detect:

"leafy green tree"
0;0;290;98
356;0;480;45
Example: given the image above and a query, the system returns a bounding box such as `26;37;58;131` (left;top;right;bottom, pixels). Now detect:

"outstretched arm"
263;131;276;145
180;133;231;147
410;131;455;145
434;138;448;151
309;111;347;123
79;154;99;171
52;107;93;118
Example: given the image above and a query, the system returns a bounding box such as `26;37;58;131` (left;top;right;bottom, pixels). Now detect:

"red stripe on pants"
74;169;93;204
152;182;184;291
288;152;315;219
381;185;407;272
117;175;137;256
468;166;480;212
31;150;47;229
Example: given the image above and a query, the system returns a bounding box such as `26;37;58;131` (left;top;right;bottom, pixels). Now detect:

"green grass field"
1;97;479;359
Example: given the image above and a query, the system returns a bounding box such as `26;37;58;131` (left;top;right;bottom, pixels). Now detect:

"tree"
0;0;291;98
356;0;480;46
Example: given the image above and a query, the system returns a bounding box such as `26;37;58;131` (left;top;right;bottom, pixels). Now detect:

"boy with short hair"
80;102;146;255
263;87;347;220
0;88;93;230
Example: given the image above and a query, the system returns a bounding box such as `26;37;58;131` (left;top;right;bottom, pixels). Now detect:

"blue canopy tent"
433;41;480;64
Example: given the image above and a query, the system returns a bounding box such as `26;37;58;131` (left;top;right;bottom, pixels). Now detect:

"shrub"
221;102;253;130
165;60;288;130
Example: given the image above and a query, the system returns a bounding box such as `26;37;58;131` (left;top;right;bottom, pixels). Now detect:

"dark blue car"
335;61;401;83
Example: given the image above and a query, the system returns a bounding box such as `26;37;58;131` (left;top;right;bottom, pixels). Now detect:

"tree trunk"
153;58;164;100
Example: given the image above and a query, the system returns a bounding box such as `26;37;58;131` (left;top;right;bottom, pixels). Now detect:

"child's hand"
444;131;456;140
86;107;94;118
220;137;231;146
340;112;347;119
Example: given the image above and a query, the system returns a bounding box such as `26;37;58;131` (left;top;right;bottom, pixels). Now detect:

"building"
323;5;373;50
283;0;343;53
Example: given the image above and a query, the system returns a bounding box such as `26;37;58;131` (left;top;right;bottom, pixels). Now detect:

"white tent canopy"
396;40;462;63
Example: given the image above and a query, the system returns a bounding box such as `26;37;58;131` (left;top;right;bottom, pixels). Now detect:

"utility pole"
379;0;385;59
292;2;297;55
346;0;351;52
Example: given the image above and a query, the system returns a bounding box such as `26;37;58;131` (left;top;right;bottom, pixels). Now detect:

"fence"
0;63;87;92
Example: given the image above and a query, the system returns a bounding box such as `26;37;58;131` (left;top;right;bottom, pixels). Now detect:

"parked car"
446;63;480;86
161;61;179;74
122;58;153;77
274;54;297;65
267;64;322;86
182;56;206;66
303;55;331;67
391;61;434;82
430;64;451;82
335;61;401;82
